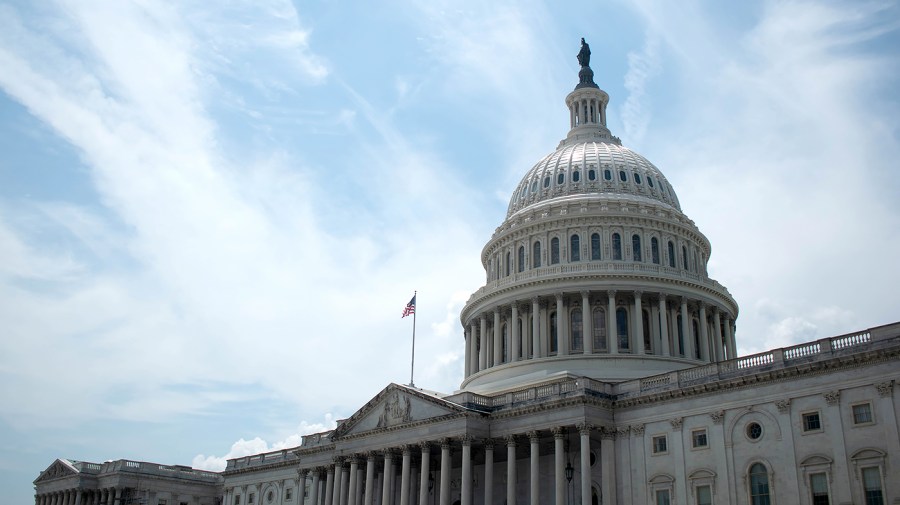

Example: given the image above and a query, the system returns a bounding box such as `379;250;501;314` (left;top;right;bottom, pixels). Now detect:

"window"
593;308;607;351
573;170;580;182
591;233;601;260
544;176;550;188
676;314;685;355
502;324;509;362
746;422;763;440
505;252;511;276
550;237;560;264
652;435;667;454
656;490;671;505
682;245;689;269
668;241;676;268
549;312;558;353
616;307;629;351
234;496;241;505
862;467;884;505
643;309;652;353
612;233;622;260
557;173;565;185
518;246;525;273
604;169;612;181
531;180;538;192
693;319;702;359
532;241;541;268
803;412;822;432
809;473;829;505
692;428;708;449
570;235;580;262
634;172;642;184
749;463;771;505
696;485;712;505
588;169;596;181
852;403;873;425
267;490;275;503
249;494;255;504
651;237;660;264
619;170;627;182
159;501;168;505
632;234;642;262
286;488;293;501
571;310;583;352
648;176;655;188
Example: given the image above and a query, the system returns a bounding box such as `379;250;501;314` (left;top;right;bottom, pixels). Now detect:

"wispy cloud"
621;33;661;144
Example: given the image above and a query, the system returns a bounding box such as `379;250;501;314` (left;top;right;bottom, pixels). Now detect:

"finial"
575;38;599;90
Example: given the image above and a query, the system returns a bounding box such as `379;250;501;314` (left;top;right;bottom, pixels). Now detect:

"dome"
506;140;682;219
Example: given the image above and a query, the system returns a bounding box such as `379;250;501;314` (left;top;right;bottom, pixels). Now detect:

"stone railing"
225;448;300;471
449;323;900;410
102;460;222;481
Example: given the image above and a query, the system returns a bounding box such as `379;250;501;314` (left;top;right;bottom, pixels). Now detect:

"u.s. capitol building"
34;41;899;505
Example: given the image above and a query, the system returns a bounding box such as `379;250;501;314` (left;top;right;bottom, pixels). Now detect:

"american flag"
402;294;416;318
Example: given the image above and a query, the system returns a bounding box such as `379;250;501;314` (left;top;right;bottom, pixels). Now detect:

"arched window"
693;319;701;359
533;241;542;268
593;307;607;351
517;319;523;360
570;235;581;262
616;307;630;351
549;312;558;353
643;309;652;353
682;245;689;270
505;251;511;276
518;246;525;273
557;173;565;185
677;314;685;355
632;234;642;262
573;170;580;182
651;237;660;264
604;169;612;181
550;237;560;264
591;233;601;260
502;324;509;363
612;233;623;260
588;169;596;181
749;463;771;505
619;170;627;182
571;310;583;352
668;241;676;268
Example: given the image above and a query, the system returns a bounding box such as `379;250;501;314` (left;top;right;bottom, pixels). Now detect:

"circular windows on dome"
746;422;763;441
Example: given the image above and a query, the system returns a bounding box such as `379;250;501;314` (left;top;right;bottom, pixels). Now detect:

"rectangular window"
234;497;241;505
652;435;667;454
249;494;255;504
852;403;873;425
696;485;712;505
810;472;829;505
862;467;884;505
802;412;822;432
655;489;671;505
159;501;167;505
692;428;708;449
286;488;293;501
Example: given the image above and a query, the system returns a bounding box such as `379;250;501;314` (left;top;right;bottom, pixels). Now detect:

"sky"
1;0;899;502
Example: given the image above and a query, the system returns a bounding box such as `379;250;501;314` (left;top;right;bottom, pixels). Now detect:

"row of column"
36;488;120;505
298;426;614;505
463;291;737;377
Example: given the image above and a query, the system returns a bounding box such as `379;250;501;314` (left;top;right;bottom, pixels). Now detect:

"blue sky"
1;1;899;502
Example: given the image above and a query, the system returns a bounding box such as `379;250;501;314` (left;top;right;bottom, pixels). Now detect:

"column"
399;447;411;505
726;318;737;359
493;308;502;365
634;291;645;353
298;471;308;505
529;431;540;505
607;291;617;353
364;454;376;505
507;435;518;505
579;425;591;505
531;298;541;358
418;443;430;505
336;461;347;505
464;326;472;376
553;427;565;505
439;439;451;505
460;436;472;505
658;294;670;356
479;317;488;370
483;440;494;505
311;470;322;505
381;452;394;505
511;304;520;361
698;303;710;361
556;294;567;355
582;291;593;354
112;489;121;505
74;490;82;505
347;458;359;505
713;308;724;362
539;302;549;358
600;429;617;505
324;463;335;505
680;298;693;359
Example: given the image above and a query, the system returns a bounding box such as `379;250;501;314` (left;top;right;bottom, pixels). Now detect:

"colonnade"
35;488;121;505
463;290;737;378
296;425;612;505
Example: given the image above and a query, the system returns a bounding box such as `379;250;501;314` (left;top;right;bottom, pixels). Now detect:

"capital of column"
607;290;616;300
505;434;517;447
346;455;360;465
400;445;412;456
381;450;395;461
555;292;563;302
483;438;495;450
527;430;540;443
459;434;474;446
440;438;452;450
576;423;593;436
599;426;616;440
634;290;643;299
551;426;566;439
366;451;377;462
419;441;431;453
658;292;666;302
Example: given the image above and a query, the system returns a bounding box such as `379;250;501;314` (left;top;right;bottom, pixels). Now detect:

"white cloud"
621;33;660;144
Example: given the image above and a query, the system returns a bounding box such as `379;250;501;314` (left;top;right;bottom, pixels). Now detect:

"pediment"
800;454;833;466
34;459;78;484
333;384;471;438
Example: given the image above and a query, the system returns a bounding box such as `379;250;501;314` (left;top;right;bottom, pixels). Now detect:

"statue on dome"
577;38;591;68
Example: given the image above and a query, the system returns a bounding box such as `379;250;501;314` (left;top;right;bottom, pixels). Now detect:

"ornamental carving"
631;424;645;436
875;381;894;397
775;399;791;413
505;434;517;446
527;430;540;442
616;426;631;438
824;390;841;406
483;438;495;450
459;434;473;446
551;426;566;439
599;427;616;440
376;392;412;428
577;423;593;435
669;417;683;430
710;411;725;424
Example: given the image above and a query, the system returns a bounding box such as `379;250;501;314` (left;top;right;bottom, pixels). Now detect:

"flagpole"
409;290;417;388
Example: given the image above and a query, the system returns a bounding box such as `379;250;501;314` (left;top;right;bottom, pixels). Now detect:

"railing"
832;330;870;349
